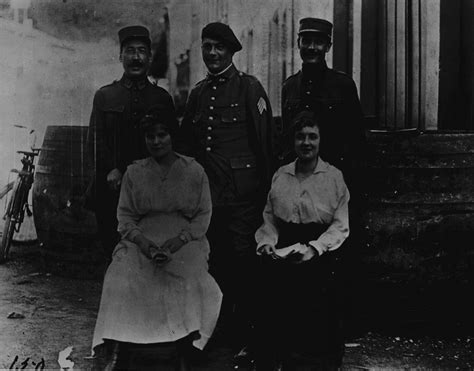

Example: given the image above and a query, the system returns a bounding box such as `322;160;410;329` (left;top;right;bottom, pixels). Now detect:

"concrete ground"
1;243;473;370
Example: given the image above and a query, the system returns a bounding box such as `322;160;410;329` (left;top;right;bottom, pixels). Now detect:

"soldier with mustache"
280;18;365;175
87;25;175;261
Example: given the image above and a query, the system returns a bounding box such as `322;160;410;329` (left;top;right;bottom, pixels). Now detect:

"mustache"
128;61;144;67
301;50;324;57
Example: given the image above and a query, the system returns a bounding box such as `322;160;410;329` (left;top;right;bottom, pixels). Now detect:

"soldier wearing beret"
176;21;274;363
279;17;366;368
87;25;175;261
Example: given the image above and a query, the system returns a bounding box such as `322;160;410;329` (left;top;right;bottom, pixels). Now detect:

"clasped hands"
134;234;185;264
260;243;318;263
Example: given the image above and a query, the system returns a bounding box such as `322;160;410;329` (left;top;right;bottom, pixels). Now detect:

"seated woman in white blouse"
91;107;222;371
254;110;350;371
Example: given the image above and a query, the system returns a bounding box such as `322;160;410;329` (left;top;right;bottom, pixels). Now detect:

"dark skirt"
255;222;345;370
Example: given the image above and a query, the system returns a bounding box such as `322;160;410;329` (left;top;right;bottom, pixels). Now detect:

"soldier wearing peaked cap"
271;17;366;369
86;25;175;264
176;21;275;363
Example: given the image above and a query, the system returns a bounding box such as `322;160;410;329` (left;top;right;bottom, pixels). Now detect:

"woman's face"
145;124;173;159
294;124;320;162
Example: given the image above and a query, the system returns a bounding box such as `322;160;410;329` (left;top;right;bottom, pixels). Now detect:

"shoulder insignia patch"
257;97;267;115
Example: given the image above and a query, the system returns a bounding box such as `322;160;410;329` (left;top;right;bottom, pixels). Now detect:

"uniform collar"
206;63;238;82
120;74;149;90
284;156;329;176
301;60;328;80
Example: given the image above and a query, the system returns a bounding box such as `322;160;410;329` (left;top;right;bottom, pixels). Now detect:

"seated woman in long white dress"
254;110;350;371
91;107;222;370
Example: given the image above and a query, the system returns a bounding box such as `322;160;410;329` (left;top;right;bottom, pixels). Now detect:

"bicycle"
0;145;40;263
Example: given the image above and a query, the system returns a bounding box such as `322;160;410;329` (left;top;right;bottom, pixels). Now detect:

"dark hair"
140;106;178;138
292;110;320;134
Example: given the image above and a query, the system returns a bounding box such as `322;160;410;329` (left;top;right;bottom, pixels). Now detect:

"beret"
201;22;242;53
118;25;151;48
298;18;333;39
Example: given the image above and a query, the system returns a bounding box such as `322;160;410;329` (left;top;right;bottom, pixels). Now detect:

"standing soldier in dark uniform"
177;22;274;363
87;25;175;261
280;17;365;178
279;17;366;368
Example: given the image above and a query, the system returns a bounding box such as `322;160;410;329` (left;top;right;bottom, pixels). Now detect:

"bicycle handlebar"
17;150;40;157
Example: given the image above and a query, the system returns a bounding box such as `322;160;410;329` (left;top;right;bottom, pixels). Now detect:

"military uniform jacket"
87;74;175;184
280;61;365;177
177;64;274;206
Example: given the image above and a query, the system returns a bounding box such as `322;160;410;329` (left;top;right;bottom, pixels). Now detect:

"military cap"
118;25;151;49
298;18;333;39
201;22;242;53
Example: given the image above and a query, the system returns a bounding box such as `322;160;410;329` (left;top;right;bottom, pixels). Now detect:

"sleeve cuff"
308;240;324;256
120;226;142;241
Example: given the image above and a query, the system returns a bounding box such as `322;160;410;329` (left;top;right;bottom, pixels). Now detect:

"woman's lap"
92;238;221;351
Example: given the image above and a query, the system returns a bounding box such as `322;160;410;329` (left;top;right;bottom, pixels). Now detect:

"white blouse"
255;157;350;256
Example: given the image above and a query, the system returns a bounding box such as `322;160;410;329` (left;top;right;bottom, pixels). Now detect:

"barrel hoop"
35;165;90;177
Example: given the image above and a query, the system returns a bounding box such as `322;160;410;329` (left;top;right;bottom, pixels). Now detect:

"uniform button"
306;91;310;95
233;117;237;122
305;105;309;109
329;105;333;110
207;126;212;131
209;116;214;120
206;147;211;152
207;136;212;140
212;86;217;90
230;103;234;107
235;103;239;107
211;96;216;101
309;80;312;83
246;164;251;168
209;106;214;110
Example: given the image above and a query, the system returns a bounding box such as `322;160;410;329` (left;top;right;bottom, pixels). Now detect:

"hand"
259;244;279;258
133;234;159;260
161;236;185;254
150;246;171;264
287;244;318;264
107;168;123;191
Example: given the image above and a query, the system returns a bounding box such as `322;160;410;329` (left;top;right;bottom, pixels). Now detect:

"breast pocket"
103;105;125;131
221;106;247;124
283;98;301;115
315;97;342;116
230;156;259;199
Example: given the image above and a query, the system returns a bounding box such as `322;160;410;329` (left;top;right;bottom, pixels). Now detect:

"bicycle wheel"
0;215;15;263
0;179;24;263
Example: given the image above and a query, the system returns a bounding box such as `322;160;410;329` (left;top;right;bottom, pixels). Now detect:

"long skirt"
255;222;346;370
92;237;222;352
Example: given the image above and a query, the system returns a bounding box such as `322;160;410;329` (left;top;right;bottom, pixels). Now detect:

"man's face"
120;39;151;78
298;33;331;64
201;38;234;74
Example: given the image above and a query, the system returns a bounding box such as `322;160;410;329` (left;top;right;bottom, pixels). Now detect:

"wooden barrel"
358;131;474;332
32;125;103;279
